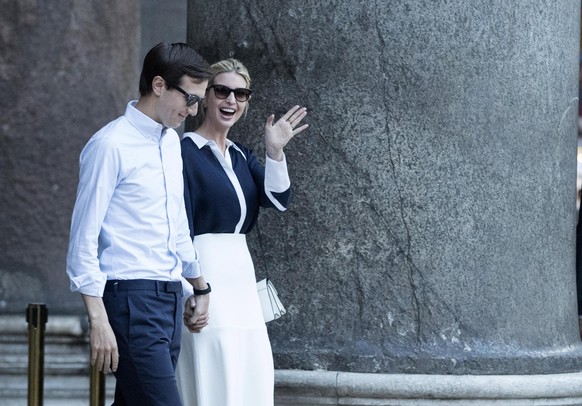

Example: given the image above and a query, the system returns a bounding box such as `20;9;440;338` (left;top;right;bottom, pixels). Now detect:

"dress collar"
183;131;245;157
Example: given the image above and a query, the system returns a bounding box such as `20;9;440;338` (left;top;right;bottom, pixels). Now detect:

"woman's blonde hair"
209;58;251;89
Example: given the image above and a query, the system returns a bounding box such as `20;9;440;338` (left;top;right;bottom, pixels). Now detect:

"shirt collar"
183;132;245;157
124;101;166;142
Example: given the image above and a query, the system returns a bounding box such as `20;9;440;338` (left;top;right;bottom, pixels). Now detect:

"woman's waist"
193;233;247;250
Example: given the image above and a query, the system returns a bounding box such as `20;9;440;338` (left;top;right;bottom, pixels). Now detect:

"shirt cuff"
181;259;201;279
69;272;108;298
265;154;290;192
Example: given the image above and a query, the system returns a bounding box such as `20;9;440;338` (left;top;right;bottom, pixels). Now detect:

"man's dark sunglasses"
209;85;252;102
169;84;205;107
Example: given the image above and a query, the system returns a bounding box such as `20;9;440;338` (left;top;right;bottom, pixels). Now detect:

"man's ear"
152;76;165;96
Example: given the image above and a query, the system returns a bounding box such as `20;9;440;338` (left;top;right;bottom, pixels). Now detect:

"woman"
175;58;308;405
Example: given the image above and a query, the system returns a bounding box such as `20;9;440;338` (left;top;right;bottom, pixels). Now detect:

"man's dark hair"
139;42;212;96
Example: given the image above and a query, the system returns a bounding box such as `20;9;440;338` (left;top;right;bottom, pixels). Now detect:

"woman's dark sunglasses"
209;85;252;102
169;84;205;107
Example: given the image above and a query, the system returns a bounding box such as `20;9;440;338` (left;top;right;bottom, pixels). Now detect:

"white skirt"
176;233;274;406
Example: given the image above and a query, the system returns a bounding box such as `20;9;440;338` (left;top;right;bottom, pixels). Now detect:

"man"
66;42;212;405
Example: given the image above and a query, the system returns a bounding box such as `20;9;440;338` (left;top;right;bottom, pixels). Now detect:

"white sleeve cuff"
265;154;290;192
181;259;201;279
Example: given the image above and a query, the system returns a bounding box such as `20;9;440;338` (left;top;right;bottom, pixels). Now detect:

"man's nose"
187;103;199;116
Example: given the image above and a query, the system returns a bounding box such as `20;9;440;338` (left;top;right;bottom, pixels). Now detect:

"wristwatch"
193;283;211;295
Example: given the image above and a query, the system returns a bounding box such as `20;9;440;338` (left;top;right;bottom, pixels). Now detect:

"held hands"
183;294;210;333
265;105;309;161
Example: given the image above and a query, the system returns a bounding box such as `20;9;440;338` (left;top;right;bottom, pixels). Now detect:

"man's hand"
82;295;119;373
89;319;119;373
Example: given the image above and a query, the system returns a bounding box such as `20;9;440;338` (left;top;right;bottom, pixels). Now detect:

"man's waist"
104;279;182;293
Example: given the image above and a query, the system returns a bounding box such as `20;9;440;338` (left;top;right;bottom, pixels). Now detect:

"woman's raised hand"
264;105;308;161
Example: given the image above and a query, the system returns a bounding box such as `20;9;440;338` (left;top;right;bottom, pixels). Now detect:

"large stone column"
189;0;582;402
0;0;140;313
0;1;139;403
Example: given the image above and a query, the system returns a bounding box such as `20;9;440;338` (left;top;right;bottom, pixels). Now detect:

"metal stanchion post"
89;363;105;406
26;303;48;406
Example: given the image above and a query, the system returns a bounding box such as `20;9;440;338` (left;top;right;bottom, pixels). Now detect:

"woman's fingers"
282;106;307;127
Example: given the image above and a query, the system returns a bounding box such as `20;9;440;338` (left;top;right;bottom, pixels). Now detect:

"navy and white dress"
175;131;290;406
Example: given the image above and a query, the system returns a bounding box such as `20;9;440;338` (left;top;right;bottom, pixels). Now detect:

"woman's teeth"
220;108;235;117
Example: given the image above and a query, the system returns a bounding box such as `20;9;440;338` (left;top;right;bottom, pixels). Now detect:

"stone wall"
0;1;140;314
187;0;582;375
1;0;582;390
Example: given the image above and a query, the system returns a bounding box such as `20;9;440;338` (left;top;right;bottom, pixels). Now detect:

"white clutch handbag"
256;278;286;323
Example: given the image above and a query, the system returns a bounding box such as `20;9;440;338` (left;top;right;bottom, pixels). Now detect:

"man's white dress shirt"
66;101;199;297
